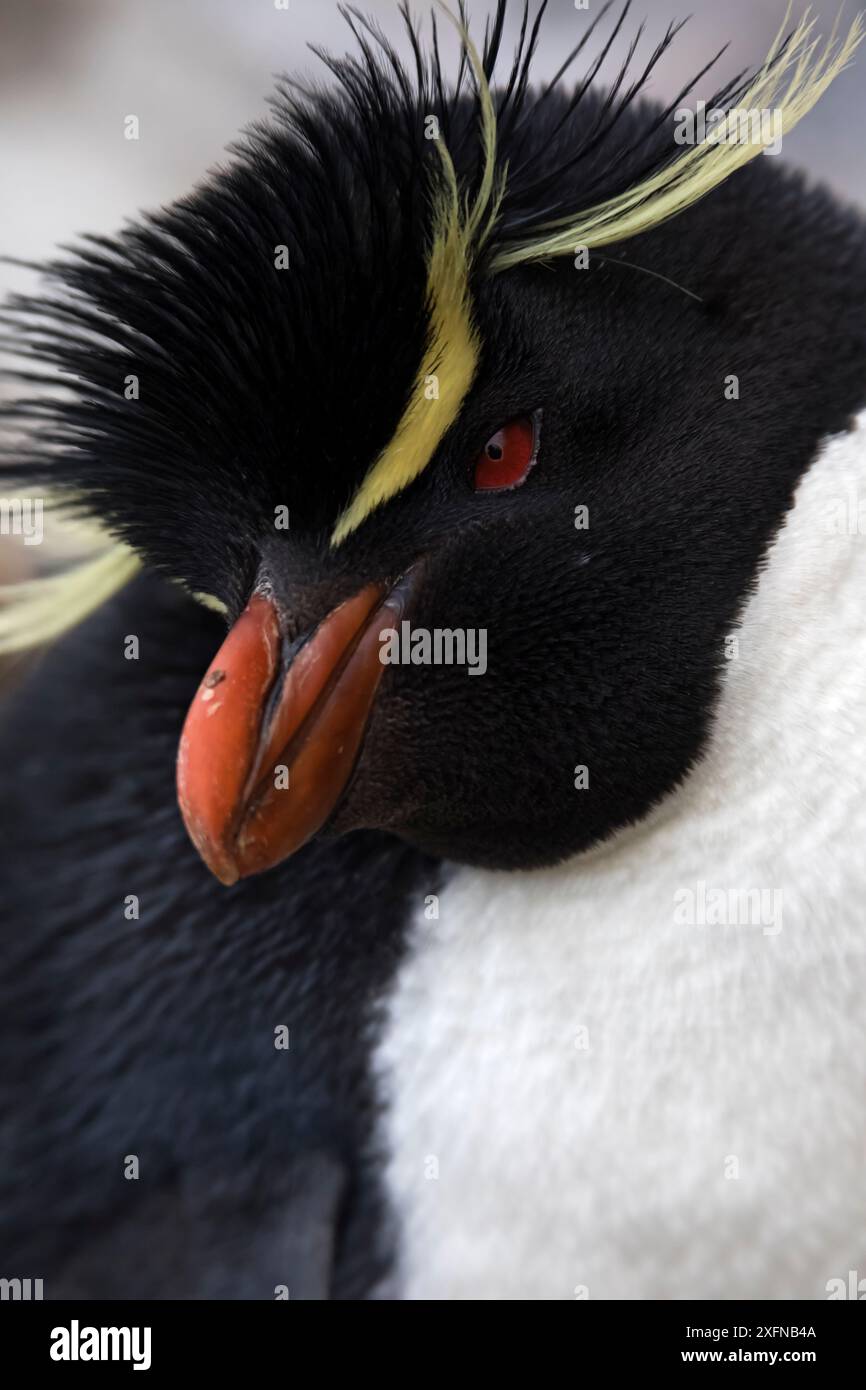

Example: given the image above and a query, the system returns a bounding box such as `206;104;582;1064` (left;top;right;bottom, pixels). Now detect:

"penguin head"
4;3;866;879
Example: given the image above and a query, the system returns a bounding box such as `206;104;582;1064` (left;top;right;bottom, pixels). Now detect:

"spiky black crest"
0;1;861;642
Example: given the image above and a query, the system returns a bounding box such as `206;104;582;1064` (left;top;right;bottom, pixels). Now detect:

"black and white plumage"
1;1;865;1299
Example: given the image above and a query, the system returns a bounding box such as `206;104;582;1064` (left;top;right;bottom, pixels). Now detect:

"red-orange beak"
177;576;410;884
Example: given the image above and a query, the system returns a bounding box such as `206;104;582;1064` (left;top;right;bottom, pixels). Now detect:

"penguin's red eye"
473;414;539;492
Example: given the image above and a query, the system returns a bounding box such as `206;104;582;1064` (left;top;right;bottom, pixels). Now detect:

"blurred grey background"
0;0;862;589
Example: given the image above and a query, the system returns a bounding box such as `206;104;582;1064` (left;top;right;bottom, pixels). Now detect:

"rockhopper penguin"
1;1;866;1299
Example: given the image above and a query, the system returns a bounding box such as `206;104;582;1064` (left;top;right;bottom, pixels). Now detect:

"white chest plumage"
375;413;866;1300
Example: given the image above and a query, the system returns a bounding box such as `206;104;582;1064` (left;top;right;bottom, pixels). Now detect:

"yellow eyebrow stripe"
330;6;501;548
329;175;480;548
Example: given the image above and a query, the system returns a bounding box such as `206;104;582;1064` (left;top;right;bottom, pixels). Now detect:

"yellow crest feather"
0;535;141;655
490;6;864;270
